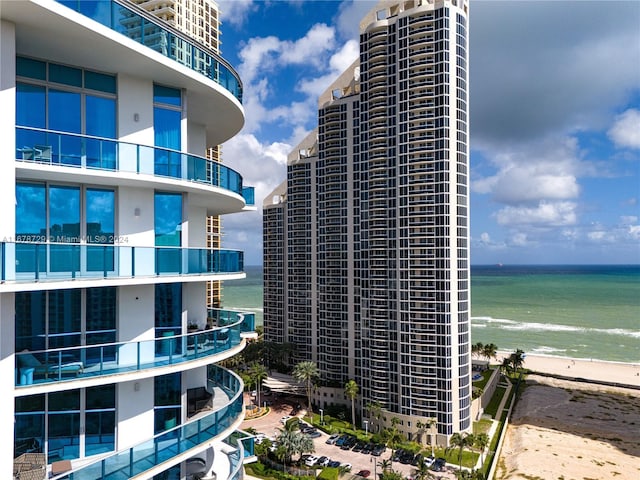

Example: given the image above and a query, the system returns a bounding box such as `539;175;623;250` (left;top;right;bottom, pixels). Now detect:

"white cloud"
629;225;640;240
509;232;528;247
608;109;640;150
495;201;578;227
280;24;336;66
218;0;256;28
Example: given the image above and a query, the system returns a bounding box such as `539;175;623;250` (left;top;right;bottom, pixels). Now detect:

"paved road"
241;393;457;480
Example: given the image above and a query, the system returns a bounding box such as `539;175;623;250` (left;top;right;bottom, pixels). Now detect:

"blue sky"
216;0;640;266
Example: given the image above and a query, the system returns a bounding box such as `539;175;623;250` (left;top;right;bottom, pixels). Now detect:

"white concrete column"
0;19;17;479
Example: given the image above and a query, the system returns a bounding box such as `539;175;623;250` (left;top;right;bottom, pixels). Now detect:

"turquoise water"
222;265;640;363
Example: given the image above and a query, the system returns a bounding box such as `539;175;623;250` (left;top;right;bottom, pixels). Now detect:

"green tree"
345;379;359;430
482;343;498;363
474;433;490;466
249;362;268;409
367;401;383;433
382;420;404;468
292;361;320;416
276;425;315;467
510;349;526;371
413;457;435;480
379;470;403;480
447;432;475;471
471;342;484;359
379;459;391;472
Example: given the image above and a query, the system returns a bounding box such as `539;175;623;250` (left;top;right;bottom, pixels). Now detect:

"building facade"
1;0;255;478
263;0;471;444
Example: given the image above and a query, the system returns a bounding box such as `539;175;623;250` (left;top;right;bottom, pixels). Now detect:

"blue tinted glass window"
85;70;116;94
48;290;81;349
49;89;81;133
16;83;46;128
86;95;116;138
49;63;82;87
154;107;181;150
86;188;114;242
154;372;181;434
154;84;181;106
154;192;182;246
16;183;46;240
15;291;46;352
16;57;46;80
49;185;80;243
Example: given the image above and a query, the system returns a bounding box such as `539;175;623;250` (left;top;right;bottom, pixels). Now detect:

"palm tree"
510;349;526;371
367;401;383;433
482;343;497;363
379;459;392;472
344;379;359;430
382;421;404;468
473;433;490;466
500;356;513;375
425;417;437;456
249;362;268;410
292;361;319;416
276;425;315;468
471;342;484;359
414;457;435;480
447;432;474;471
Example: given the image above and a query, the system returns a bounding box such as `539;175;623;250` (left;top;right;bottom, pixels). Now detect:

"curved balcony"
15;310;253;390
16;127;254;209
56;0;242;103
59;366;243;480
0;242;243;288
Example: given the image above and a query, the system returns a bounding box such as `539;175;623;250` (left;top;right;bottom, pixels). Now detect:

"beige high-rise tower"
264;0;471;445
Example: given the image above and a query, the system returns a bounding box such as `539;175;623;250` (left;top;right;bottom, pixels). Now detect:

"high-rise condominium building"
263;0;471;443
1;1;255;478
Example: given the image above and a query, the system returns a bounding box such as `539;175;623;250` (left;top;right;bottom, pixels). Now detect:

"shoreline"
495;350;640;388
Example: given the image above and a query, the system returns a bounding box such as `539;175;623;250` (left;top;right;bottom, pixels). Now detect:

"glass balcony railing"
1;242;244;283
209;308;255;334
63;366;243;479
15;312;253;387
55;0;242;103
16;127;254;204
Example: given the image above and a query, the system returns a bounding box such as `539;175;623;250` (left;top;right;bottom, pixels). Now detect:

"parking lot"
241;393;456;480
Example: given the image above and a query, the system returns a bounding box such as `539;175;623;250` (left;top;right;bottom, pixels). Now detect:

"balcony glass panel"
1;242;243;283
56;0;242;103
15;316;248;387
63;366;242;480
15;127;251;198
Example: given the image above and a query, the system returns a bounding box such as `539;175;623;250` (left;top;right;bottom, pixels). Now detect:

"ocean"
221;265;640;363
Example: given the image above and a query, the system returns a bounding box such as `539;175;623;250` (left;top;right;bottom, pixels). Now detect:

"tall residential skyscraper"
263;0;471;444
2;0;255;478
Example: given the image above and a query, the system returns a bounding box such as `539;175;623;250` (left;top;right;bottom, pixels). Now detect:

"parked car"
424;455;435;468
305;429;322;438
411;453;424;466
431;458;446;471
305;455;320;467
335;435;349;447
371;444;386;456
280;415;292;424
361;443;373;455
392;449;405;462
254;433;266;444
317;456;330;467
326;434;340;445
340;463;352;472
356;470;371;478
341;436;357;450
352;441;365;453
400;451;415;464
328;460;341;468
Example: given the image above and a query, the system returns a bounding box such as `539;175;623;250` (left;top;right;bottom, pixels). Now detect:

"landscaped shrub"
318;467;339;480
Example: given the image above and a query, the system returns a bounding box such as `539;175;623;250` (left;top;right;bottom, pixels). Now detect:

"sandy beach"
496;353;640;480
497;351;640;387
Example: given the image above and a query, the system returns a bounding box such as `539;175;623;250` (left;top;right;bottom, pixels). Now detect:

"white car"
305;455;320;467
424;455;435;467
340;463;352;472
326;434;340;445
254;433;266;444
280;415;292;424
